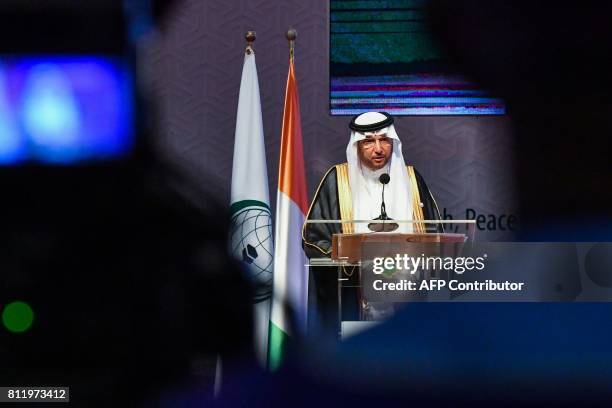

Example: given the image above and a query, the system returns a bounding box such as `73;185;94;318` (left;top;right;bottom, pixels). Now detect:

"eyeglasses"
359;137;392;150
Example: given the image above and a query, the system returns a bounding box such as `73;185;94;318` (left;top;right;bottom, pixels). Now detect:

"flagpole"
286;28;296;61
241;28;273;369
269;26;309;370
222;30;261;393
230;25;274;375
245;30;255;55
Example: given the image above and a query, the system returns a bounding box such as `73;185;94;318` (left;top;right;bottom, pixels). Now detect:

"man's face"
357;133;393;170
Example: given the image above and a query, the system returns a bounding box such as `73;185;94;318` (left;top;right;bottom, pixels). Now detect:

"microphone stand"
368;173;398;232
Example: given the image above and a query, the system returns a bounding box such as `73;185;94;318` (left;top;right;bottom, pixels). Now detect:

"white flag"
229;49;273;367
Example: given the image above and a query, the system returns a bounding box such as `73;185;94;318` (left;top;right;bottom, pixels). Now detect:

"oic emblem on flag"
230;200;274;302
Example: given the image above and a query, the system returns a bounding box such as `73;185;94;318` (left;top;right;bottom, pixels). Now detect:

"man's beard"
367;155;389;170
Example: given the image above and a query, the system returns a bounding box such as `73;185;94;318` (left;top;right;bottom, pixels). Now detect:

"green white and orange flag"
268;45;309;370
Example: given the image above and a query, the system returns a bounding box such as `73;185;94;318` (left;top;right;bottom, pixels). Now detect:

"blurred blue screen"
0;56;134;164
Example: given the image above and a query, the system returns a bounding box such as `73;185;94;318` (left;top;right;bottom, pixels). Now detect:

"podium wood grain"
331;233;467;263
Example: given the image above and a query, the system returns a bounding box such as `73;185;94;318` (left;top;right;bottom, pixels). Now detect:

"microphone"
379;173;390;220
368;173;398;232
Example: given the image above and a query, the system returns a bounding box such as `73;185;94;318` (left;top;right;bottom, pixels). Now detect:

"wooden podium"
331;232;468;263
328;232;467;337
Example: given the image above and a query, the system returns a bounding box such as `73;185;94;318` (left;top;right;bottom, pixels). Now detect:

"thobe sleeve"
302;167;343;259
413;168;445;233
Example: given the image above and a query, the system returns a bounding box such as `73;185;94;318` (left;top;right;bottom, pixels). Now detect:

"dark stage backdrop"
141;0;518;241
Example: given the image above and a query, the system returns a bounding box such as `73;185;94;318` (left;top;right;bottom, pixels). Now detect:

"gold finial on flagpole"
245;30;256;55
286;28;297;61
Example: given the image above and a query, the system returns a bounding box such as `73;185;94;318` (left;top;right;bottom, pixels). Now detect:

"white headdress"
346;112;413;233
